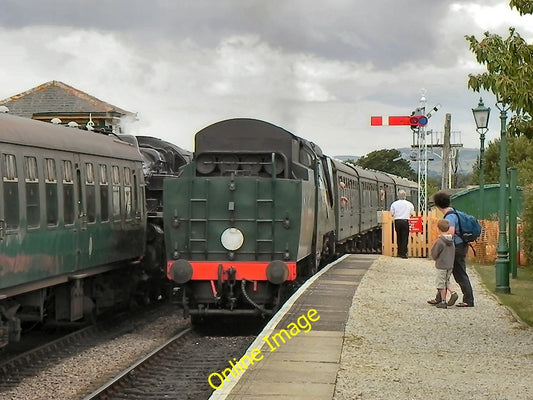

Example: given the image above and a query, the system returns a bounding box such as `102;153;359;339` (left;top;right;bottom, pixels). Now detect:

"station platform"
209;254;533;400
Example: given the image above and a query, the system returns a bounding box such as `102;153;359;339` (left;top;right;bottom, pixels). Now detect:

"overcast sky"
1;1;532;158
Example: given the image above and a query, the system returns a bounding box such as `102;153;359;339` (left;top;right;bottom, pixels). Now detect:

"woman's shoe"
456;302;474;307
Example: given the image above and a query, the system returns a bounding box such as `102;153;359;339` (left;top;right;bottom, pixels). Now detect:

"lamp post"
472;98;490;219
495;98;510;293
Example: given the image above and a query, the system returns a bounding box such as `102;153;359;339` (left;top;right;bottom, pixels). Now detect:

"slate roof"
0;81;134;119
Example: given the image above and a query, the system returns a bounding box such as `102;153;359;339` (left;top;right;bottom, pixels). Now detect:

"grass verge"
472;263;533;327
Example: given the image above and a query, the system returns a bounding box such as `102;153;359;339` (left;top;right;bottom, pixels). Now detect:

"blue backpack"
445;209;482;243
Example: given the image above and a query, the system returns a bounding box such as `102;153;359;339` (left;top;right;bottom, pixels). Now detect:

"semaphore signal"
371;115;428;127
369;95;441;215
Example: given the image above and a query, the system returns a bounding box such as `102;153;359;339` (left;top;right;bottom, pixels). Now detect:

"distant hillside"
335;148;478;177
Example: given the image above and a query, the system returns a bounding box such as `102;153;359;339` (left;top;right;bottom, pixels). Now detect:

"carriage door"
74;157;89;269
0;156;5;254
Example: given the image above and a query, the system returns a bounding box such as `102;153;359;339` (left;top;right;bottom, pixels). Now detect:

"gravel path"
334;256;533;400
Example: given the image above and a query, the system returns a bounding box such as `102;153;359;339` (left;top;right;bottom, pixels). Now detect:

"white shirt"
390;199;414;220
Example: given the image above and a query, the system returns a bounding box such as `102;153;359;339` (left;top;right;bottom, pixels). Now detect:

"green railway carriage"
0;113;146;346
332;161;382;251
331;162;417;253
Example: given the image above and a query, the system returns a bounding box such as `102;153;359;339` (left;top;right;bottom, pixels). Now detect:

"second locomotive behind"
164;119;417;320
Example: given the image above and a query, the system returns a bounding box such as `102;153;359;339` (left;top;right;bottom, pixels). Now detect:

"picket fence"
380;210;503;264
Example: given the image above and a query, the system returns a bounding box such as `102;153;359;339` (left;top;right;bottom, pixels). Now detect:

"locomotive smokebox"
169;260;193;284
266;260;289;284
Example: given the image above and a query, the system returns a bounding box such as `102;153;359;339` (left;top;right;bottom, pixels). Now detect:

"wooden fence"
380;210;506;264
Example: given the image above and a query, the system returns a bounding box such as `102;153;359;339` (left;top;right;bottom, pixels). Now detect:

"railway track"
0;324;102;384
83;328;256;400
0;302;182;394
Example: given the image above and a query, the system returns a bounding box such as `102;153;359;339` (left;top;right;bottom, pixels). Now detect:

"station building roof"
0;80;136;132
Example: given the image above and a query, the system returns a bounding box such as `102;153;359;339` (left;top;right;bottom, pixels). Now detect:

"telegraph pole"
441;114;451;189
430;115;463;190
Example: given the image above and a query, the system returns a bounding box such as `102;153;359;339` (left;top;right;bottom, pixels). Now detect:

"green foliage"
466;2;533;265
510;0;533;15
465;28;533;126
426;176;440;197
354;149;416;180
482;135;533;185
521;187;533;259
454;172;474;189
482;135;533;262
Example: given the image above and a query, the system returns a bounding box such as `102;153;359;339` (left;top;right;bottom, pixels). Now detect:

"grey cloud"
0;0;469;68
0;0;521;156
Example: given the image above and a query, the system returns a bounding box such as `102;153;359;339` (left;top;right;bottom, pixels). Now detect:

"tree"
465;3;533;138
466;1;533;263
509;0;533;15
481;135;533;186
354;149;416;180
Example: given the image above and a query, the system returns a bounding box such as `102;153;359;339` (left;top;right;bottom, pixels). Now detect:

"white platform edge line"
208;254;350;399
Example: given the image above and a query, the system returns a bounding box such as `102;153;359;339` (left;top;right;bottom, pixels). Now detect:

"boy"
432;190;474;307
430;219;457;309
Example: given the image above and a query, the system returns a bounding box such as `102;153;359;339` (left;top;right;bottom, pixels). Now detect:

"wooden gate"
381;210;439;258
381;210;502;263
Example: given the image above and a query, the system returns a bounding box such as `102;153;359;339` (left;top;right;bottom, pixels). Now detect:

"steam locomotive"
0;113;190;348
164;118;417;321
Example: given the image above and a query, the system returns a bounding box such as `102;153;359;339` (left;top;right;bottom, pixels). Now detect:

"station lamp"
472;97;490;219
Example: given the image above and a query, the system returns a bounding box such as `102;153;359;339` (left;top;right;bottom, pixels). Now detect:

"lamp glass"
472;97;490;130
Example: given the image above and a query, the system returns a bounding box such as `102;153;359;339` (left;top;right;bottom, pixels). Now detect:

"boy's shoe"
448;291;459;306
427;290;442;305
436;301;447;309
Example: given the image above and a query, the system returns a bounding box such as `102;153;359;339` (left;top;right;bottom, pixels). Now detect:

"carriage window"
24;156;40;227
86;163;94;184
45;158;58;226
99;164;109;221
45;158;56;182
100;164;108;184
4;154;17;181
112;166;120;185
63;160;75;225
86;163;95;223
3;154;19;229
63;160;73;182
112;165;121;218
123;167;131;185
25;156;38;182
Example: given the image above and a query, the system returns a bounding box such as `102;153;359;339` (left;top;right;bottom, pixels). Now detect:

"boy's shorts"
435;269;453;289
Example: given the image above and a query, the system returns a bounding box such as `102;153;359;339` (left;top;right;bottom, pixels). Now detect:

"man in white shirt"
390;190;415;258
